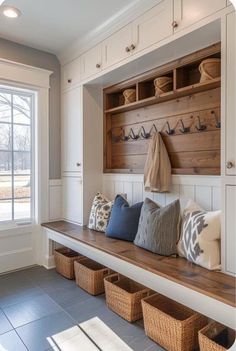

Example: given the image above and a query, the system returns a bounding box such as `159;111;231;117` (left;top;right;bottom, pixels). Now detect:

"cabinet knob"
125;46;131;52
226;161;234;169
172;21;178;28
96;63;101;69
130;44;136;51
76;162;81;167
67;79;72;83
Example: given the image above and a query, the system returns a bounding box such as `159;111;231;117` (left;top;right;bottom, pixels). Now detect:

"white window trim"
0;58;53;230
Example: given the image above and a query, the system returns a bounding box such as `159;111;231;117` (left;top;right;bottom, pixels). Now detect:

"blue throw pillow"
105;195;143;241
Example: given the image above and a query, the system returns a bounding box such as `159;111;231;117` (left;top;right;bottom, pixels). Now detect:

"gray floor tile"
3;293;62;328
65;295;106;323
0;330;27;351
0;309;13;335
44;282;91;308
16;311;77;351
0;286;44;308
129;334;164;351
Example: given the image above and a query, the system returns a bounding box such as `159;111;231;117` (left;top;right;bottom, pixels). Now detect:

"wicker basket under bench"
199;322;236;351
74;257;113;295
104;273;153;322
142;293;208;351
54;247;85;279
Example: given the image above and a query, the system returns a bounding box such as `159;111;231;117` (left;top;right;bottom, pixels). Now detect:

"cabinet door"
132;0;173;53
225;11;236;175
61;87;82;173
81;44;102;80
225;185;236;275
62;176;83;224
102;24;132;68
61;57;81;90
174;0;227;32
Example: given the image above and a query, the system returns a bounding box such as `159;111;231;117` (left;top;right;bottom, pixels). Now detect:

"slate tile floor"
0;266;164;351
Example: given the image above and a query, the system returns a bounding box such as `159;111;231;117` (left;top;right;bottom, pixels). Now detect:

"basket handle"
103;268;112;276
106;273;120;283
140;288;152;299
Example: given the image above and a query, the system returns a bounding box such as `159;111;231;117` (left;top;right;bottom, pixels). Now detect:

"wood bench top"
42;220;236;308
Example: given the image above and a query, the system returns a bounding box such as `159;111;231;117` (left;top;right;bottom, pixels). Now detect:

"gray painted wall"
0;38;61;179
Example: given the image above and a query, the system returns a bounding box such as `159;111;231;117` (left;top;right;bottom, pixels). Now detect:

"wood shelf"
105;78;221;114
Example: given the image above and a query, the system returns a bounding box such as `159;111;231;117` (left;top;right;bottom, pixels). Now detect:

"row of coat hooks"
112;111;221;143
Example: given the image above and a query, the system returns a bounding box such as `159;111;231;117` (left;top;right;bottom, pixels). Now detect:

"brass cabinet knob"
96;63;101;69
130;44;136;51
125;46;131;52
226;161;234;169
172;21;178;28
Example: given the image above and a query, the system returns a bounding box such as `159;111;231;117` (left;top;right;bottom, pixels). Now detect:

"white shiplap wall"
103;174;221;211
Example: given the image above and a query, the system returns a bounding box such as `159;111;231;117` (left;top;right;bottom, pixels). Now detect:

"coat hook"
179;119;190;134
140;126;150;139
129;128;139;140
195;116;207;131
149;124;158;134
211;110;221;128
165;121;175;135
120;128;129;141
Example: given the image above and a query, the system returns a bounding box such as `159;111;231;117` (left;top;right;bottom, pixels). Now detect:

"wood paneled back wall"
104;43;221;176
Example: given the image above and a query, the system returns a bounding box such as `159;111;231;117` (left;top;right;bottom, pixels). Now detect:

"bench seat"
42;220;236;329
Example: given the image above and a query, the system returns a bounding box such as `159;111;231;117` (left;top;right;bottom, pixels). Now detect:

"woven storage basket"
154;76;173;97
74;258;113;295
199;322;236;351
142;293;208;351
123;88;136;104
54;247;84;279
104;273;152;322
199;58;221;82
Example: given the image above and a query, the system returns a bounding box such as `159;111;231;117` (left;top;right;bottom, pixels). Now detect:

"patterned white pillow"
88;192;113;232
177;200;221;270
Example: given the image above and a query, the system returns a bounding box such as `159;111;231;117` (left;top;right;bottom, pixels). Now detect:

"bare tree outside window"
0;87;34;222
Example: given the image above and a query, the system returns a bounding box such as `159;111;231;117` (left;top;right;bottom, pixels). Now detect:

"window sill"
0;221;35;234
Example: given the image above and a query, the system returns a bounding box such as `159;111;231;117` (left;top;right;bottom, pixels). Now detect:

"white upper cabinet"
61;57;81;90
225;11;236;175
132;0;173;54
102;24;133;68
81;44;102;80
61;86;82;173
173;0;227;32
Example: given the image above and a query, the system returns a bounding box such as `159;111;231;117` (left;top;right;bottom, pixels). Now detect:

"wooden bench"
42;220;236;329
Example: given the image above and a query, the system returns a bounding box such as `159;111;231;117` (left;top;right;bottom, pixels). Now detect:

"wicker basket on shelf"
74;257;113;295
123;88;136;104
199;58;221;82
199;322;236;351
104;273;152;322
141;293;208;351
54;247;84;279
154;76;173;97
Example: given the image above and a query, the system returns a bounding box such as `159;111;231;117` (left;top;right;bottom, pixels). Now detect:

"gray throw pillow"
134;198;180;256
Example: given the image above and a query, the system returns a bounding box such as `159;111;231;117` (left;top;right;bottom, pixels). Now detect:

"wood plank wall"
108;87;220;175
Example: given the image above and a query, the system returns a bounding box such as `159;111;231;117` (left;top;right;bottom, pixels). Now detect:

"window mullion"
11;93;14;220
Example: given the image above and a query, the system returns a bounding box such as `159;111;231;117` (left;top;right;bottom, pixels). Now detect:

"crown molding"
58;0;162;65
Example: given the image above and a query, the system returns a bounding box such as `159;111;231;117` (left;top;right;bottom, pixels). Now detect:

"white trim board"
43;228;235;329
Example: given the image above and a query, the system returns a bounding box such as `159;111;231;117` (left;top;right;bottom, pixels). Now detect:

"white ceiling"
0;0;139;55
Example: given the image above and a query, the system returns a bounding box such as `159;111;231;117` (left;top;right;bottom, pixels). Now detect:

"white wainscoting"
0;225;35;274
102;174;221;210
49;179;62;221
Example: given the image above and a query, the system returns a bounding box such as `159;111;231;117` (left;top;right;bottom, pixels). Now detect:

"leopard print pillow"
88;192;113;232
177;200;221;270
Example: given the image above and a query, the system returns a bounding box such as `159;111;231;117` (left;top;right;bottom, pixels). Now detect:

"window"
0;86;35;223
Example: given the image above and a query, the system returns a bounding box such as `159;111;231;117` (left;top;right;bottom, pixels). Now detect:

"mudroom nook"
0;0;235;350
